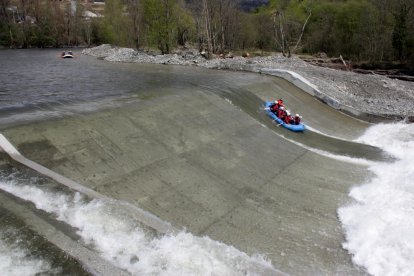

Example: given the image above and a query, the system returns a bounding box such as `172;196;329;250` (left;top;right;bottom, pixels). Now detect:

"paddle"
271;119;282;127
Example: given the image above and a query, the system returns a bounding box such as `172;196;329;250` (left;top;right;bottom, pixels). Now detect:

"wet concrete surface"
1;82;376;274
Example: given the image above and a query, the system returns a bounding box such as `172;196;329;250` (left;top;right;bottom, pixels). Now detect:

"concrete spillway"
0;83;376;274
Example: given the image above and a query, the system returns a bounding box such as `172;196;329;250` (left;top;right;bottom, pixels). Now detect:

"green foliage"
275;0;413;64
142;0;172;53
0;25;11;46
176;4;196;46
235;13;257;51
303;1;337;54
253;12;273;52
101;0;131;46
141;0;185;54
392;3;409;61
0;0;413;68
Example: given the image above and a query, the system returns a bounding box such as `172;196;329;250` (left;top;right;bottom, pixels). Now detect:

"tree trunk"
271;11;283;53
203;0;213;59
292;10;311;54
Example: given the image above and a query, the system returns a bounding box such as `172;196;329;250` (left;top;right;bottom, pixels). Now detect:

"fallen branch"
339;55;350;71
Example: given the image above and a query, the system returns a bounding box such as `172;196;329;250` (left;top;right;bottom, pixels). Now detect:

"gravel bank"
83;44;414;121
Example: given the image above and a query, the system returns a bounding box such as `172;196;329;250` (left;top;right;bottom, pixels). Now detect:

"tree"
392;3;409;61
175;0;195;46
126;0;143;49
267;0;312;57
29;1;55;47
368;0;395;62
253;11;273;54
202;0;213;57
142;0;178;54
101;0;130;46
234;12;256;51
0;0;14;46
302;2;336;55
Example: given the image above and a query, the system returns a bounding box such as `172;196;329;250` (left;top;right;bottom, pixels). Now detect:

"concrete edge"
0;133;176;235
259;68;398;123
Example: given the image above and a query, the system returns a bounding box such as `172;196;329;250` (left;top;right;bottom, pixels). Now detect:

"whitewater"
0;178;277;275
338;122;414;275
1;122;412;275
0;228;55;276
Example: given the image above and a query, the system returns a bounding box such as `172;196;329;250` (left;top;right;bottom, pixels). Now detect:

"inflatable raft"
264;101;306;132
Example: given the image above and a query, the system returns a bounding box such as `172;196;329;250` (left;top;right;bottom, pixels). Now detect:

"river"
0;49;412;275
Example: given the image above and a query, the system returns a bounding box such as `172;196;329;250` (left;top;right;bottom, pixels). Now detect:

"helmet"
280;106;285;110
286;110;291;116
274;100;278;103
295;114;299;117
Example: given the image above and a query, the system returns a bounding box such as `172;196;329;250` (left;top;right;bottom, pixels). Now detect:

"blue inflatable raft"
264;101;306;132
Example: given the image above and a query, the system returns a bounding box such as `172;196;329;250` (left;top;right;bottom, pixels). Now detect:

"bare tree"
126;0;142;49
202;0;213;58
272;6;311;58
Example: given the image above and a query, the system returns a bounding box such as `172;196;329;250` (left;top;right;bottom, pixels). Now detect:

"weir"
0;93;368;275
0;50;374;274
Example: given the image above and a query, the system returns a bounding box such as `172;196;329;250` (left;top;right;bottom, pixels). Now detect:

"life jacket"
270;103;279;112
284;115;292;124
294;116;301;125
277;109;285;119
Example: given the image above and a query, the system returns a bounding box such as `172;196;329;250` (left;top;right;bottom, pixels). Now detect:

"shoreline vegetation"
82;44;414;121
2;1;413;68
2;0;413;120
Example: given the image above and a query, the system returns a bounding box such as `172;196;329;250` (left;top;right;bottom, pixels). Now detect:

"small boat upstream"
61;51;74;58
264;101;306;132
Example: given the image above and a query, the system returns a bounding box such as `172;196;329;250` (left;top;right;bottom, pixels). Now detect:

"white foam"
0;229;54;276
0;180;275;275
305;125;353;142
338;122;414;275
282;135;375;166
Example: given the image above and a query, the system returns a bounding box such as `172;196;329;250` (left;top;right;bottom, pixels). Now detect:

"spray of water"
338;122;414;275
0;181;275;275
0;228;54;276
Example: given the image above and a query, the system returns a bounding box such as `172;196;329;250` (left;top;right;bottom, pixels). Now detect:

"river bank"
83;44;414;121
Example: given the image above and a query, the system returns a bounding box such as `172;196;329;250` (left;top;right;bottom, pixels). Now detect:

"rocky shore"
82;44;414;121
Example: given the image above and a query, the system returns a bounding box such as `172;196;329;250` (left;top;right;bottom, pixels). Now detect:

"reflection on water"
0;49;263;128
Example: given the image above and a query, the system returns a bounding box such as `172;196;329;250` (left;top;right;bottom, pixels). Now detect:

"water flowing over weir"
338;123;414;276
0;49;410;275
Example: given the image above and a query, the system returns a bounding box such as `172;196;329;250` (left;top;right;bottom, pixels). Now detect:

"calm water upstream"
0;49;413;275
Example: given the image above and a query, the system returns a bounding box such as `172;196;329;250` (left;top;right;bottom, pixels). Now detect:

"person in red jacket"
277;98;284;107
294;114;302;125
285;110;293;124
277;106;286;120
270;98;284;114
